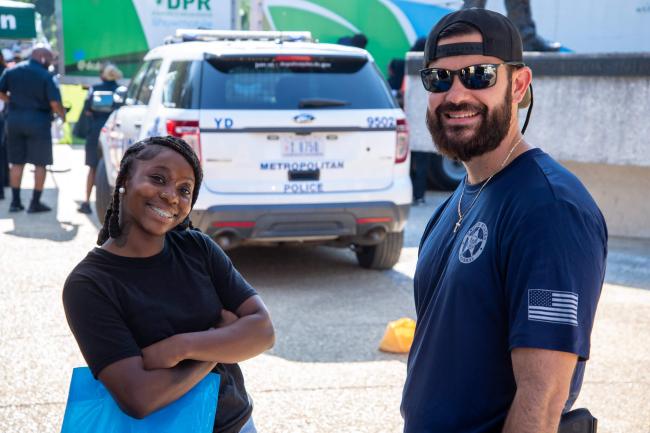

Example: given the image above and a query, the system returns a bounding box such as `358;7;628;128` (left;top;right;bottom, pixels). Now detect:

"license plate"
282;138;323;156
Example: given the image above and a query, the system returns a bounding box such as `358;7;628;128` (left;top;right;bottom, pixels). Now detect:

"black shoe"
78;202;92;214
9;202;24;212
523;35;561;52
27;201;52;213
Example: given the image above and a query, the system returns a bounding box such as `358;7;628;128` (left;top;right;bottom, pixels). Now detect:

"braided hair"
97;136;203;245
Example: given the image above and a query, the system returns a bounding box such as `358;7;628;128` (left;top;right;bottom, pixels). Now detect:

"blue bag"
60;367;220;433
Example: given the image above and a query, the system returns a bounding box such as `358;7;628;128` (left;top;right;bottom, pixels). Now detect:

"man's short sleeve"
199;232;257;311
504;201;607;360
45;74;61;103
63;277;141;378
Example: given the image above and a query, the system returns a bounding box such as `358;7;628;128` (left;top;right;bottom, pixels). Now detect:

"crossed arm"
97;295;274;419
502;348;577;433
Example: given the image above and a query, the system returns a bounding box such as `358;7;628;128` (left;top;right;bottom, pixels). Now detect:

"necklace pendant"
453;220;461;234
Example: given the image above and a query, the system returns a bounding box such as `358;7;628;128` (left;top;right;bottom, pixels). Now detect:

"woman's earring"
118;187;125;194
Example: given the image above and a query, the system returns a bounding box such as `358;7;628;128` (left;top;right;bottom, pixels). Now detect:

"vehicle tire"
94;159;112;225
356;231;404;270
428;153;465;190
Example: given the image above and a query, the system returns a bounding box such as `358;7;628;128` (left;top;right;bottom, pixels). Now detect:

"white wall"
485;0;650;53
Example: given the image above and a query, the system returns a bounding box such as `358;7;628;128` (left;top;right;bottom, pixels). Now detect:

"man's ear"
513;66;533;109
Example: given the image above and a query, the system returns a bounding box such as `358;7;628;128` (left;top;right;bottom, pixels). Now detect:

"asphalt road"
0;145;649;433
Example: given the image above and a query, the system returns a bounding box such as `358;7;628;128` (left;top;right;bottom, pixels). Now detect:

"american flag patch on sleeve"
528;289;579;326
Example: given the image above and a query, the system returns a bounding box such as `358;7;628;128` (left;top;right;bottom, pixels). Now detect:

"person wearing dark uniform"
401;9;606;433
77;64;122;214
0;51;8;200
463;0;561;51
0;46;66;213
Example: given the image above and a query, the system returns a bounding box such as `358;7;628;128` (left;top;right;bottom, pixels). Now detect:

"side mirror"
90;91;116;113
113;86;128;107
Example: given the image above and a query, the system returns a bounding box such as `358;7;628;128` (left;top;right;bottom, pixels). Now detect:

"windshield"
199;54;397;110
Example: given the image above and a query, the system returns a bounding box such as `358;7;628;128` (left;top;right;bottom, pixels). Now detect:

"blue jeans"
239;417;257;433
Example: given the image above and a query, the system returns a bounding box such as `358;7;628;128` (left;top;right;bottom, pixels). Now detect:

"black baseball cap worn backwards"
424;8;524;65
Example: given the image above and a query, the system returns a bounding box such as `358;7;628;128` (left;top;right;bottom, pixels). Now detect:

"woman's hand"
142;335;184;370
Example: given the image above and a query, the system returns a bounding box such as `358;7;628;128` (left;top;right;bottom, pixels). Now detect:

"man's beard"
426;89;512;162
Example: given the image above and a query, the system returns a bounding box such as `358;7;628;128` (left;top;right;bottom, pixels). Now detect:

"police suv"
96;30;411;269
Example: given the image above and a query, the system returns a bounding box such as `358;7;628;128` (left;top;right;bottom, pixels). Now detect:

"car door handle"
134;122;142;128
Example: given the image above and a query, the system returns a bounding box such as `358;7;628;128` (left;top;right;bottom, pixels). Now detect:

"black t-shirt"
63;229;257;433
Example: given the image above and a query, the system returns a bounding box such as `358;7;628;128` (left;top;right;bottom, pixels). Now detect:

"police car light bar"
173;29;313;43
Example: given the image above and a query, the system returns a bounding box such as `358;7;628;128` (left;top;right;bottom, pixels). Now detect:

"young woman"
63;136;274;433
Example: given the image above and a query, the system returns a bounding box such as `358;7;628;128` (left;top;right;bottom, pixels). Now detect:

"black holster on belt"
558;408;597;433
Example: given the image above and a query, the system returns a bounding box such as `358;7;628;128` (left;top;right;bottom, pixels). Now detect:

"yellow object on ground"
379;317;416;353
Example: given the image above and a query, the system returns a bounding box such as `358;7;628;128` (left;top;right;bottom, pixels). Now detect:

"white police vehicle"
96;30;411;269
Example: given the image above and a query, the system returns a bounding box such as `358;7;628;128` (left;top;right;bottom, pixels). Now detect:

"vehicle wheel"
94;159;112;225
356;231;404;270
428;154;465;190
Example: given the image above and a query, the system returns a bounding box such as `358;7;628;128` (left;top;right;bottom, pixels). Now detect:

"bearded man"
401;8;607;433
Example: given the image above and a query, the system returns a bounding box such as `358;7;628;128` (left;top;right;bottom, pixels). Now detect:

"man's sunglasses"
419;62;524;93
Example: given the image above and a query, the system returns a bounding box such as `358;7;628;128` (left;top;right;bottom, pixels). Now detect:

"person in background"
402;37;432;205
6;46;22;67
337;34;368;49
409;37;427;53
336;36;352;46
78;64;122;214
401;9;606;432
388;37;426;105
409;145;433;206
387;58;406;97
0;46;66;213
0;51;7;200
63;136;274;433
350;33;368;49
463;0;561;51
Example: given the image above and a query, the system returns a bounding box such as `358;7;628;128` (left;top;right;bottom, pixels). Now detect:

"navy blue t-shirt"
0;59;61;121
401;148;607;433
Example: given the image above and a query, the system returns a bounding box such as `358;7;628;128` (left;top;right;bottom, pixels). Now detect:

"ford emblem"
293;114;315;124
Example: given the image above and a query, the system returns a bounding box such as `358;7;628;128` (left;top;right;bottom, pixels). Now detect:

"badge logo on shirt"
458;222;488;264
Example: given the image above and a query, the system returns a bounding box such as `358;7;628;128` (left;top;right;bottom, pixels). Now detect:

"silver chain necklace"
453;136;524;234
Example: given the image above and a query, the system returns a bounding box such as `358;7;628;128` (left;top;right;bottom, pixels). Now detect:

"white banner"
132;0;233;48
